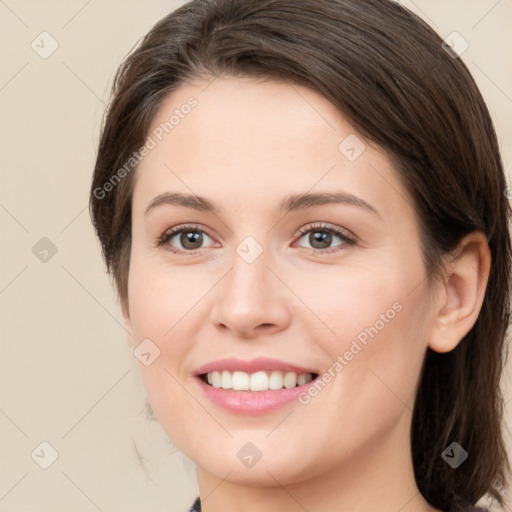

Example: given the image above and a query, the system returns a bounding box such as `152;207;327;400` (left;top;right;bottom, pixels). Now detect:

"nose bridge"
225;237;274;312
210;234;290;336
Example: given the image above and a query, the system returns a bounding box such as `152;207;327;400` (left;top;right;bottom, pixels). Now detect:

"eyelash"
156;222;357;255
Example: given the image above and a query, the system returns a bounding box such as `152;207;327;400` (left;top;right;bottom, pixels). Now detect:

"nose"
209;245;291;339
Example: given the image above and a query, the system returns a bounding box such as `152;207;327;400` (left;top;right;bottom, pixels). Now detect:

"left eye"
294;225;355;253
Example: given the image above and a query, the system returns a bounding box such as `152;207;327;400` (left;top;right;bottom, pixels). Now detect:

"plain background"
1;1;511;511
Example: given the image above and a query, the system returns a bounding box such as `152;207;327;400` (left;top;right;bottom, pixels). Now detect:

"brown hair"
89;0;511;509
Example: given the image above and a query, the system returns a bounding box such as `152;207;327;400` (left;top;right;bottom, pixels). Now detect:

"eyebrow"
145;191;380;218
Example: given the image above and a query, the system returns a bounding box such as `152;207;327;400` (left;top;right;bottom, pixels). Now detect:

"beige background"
1;1;511;511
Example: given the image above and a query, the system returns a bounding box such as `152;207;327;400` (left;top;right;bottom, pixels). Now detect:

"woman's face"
125;76;438;486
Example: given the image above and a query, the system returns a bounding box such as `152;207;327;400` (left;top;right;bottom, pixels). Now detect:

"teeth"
221;370;232;389
211;371;222;388
297;373;309;386
204;370;314;391
231;371;250;390
269;370;283;390
284;372;298;388
250;371;268;391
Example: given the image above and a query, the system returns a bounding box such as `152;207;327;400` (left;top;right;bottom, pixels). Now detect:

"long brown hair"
89;0;511;509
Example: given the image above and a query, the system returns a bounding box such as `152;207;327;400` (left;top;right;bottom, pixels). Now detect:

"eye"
157;224;216;253
293;223;356;254
156;222;356;255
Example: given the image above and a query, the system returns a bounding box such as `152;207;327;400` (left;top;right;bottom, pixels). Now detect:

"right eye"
157;224;217;254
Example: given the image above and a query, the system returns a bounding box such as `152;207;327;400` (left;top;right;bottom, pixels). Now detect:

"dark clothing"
188;496;489;511
189;497;201;511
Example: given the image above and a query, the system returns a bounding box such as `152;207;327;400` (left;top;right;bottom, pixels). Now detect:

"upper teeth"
206;370;313;391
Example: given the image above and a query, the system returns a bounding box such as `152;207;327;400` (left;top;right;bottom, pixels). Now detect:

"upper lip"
194;357;318;376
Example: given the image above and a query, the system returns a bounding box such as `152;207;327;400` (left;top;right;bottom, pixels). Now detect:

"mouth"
193;357;321;413
198;370;319;392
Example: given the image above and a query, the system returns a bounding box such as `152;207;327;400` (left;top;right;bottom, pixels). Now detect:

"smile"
194;357;320;413
200;370;316;391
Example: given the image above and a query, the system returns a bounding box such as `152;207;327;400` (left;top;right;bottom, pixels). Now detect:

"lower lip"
195;376;318;414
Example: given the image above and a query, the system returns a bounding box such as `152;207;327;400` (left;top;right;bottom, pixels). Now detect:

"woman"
89;0;511;510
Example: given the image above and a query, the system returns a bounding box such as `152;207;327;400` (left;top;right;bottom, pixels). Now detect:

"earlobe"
428;232;491;354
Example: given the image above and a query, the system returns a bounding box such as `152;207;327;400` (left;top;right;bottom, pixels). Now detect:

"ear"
428;231;491;353
121;298;135;349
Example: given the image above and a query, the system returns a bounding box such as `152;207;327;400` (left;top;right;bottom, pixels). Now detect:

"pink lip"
193;357;319;414
195;375;318;414
194;357;317;376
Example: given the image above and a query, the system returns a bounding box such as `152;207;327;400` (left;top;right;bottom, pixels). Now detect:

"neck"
195;410;441;512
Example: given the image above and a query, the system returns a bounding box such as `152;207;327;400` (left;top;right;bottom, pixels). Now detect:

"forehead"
152;75;345;131
133;76;413;222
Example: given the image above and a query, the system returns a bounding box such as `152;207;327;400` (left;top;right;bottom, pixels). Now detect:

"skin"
122;76;490;512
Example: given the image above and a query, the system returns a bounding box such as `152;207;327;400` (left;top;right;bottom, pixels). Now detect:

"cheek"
293;257;420;347
126;261;196;419
127;258;204;341
301;255;430;405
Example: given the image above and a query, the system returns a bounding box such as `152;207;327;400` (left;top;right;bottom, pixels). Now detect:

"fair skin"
122;76;490;512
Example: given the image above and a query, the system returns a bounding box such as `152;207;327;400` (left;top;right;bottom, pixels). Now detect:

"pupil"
310;231;331;249
181;231;202;249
